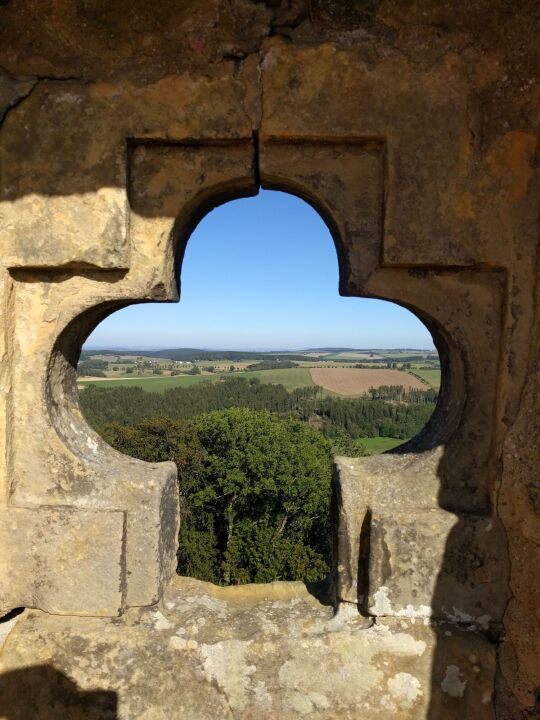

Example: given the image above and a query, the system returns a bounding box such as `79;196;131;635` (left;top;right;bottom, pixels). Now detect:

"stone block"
127;140;258;299
331;464;369;606
0;270;8;503
259;140;384;288
0;507;124;616
1;70;254;270
129;141;257;219
0;577;497;719
368;510;508;625
332;460;507;626
2;190;129;271
124;465;180;608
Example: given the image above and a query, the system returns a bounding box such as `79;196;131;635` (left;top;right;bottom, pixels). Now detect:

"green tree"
101;408;333;585
188;408;333;584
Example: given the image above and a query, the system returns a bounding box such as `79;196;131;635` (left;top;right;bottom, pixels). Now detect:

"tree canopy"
101;408;333;585
82;376;438;585
80;376;436;441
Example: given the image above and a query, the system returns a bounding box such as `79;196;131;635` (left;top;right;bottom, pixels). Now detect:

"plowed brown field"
333;352;384;359
309;368;427;396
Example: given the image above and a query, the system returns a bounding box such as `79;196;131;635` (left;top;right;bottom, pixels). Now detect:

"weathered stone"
368;510;508;625
0;270;8;505
0;140;256;616
0;577;497;719
260;141;385;286
332;461;508;626
332;464;370;607
0;1;538;716
260;39;501;268
0;507;124;616
128;141;258;289
0;74;36;124
498;258;540;709
0;72;255;270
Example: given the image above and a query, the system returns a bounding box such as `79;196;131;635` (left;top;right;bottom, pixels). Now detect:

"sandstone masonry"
0;2;538;718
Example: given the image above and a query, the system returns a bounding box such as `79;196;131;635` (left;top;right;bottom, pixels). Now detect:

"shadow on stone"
0;608;24;624
303;575;334;607
425;440;507;719
0;665;118;720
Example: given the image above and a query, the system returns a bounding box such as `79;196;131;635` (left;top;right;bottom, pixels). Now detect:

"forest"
100;409;333;585
80;377;437;585
80;376;436;441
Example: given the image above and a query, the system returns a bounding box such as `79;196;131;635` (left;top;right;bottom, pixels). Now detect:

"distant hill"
303;347;356;353
82;347;437;361
304;347;436;354
81;348;312;362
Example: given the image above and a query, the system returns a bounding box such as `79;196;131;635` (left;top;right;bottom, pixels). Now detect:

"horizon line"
82;344;437;352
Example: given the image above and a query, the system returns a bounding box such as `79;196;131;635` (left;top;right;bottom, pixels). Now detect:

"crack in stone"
0;74;83;127
0;78;38;126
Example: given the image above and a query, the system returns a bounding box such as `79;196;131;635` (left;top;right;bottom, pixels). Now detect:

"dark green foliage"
366;384;438;404
83;378;438;586
80;377;318;427
101;409;333;585
78;358;108;369
80;376;437;442
77;367;106;377
316;396;434;440
246;360;299;371
77;358;108;376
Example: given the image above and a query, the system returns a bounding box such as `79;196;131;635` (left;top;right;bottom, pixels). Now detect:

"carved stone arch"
0;6;537;712
226;138;509;631
0;131;513;720
258;140;463;452
0;134;508;630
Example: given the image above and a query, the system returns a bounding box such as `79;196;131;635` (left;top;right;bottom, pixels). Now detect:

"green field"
410;369;441;388
78;367;315;393
78;365;442;395
358;436;405;454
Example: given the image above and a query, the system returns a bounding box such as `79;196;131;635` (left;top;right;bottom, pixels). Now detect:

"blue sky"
86;190;435;350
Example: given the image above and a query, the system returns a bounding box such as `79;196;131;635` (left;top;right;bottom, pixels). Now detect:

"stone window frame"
2;136;506;627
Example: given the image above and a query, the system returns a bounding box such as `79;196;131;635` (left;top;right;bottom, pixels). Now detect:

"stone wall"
0;2;538;718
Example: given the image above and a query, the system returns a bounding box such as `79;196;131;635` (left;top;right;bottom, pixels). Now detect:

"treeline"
246;360;298;371
161;351;310;362
316;396;433;440
81;348;311;362
367;385;438;404
80;378;321;426
335;357;416;364
77;358;108;377
80;377;437;442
